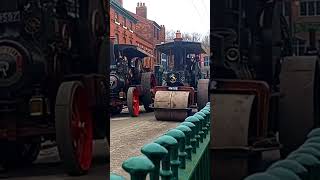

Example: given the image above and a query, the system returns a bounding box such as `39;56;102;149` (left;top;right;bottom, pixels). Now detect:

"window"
157;30;159;40
300;2;307;15
308;1;315;15
123;37;126;44
154;26;156;38
115;34;119;44
204;56;210;66
123;17;127;26
300;0;320;16
130;21;133;29
115;12;119;21
130;40;133;44
293;38;306;55
280;1;290;16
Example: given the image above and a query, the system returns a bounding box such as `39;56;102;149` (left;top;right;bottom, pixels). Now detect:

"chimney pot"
137;2;139;6
143;3;145;6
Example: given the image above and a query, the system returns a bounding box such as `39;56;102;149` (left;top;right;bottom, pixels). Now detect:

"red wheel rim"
132;88;140;116
71;86;93;171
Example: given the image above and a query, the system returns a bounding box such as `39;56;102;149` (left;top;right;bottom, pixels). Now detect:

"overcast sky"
123;0;210;36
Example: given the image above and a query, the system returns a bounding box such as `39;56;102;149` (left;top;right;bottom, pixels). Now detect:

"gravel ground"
110;109;178;178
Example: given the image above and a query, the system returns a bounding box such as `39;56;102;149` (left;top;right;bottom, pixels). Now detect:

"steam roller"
152;31;209;121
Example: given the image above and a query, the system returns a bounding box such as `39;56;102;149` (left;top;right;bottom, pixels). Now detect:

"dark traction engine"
210;0;320;179
109;43;156;117
0;0;109;176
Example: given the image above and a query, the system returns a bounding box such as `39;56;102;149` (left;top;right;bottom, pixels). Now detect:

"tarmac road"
110;108;179;178
0;139;108;180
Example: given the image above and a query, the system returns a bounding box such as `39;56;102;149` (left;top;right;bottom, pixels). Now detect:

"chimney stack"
136;2;147;18
174;30;183;41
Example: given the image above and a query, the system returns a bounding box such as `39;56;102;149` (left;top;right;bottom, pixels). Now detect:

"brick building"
281;0;320;55
109;0;166;70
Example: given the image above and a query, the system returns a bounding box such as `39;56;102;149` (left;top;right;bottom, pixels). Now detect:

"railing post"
195;112;208;138
141;143;168;180
287;153;320;179
165;129;186;178
200;109;210;132
176;125;193;161
181;122;197;153
267;159;308;179
110;173;127;180
122;155;155;180
185;116;201;148
154;135;178;180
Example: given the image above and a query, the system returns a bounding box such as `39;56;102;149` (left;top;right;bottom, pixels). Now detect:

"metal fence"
244;128;320;180
110;102;211;180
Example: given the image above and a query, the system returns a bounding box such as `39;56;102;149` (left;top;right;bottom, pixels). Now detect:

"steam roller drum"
154;91;191;121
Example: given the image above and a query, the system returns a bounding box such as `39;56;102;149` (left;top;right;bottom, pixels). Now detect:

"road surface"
0;139;108;180
110;109;179;178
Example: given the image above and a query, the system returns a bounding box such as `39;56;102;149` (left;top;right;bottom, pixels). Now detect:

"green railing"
110;103;211;180
245;128;320;180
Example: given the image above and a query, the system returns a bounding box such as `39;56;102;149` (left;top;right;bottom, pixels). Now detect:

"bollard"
301;142;320;153
181;122;197;153
267;167;301;180
122;155;155;180
165;129;185;177
193;114;205;142
307;128;320;138
154;135;178;180
287;153;320;180
185;116;201;148
141;143;168;180
244;172;281;180
110;174;126;180
267;159;308;179
176;125;193;160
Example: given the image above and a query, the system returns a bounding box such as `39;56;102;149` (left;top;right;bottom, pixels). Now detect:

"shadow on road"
0;140;108;180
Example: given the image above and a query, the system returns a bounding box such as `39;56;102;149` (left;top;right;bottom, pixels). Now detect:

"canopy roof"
156;41;206;55
114;44;152;59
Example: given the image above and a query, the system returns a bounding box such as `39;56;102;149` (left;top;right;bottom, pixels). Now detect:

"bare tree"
165;30;176;41
201;33;210;49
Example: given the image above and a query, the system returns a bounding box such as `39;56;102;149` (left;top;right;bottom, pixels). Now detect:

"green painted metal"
176;125;193;160
141;143;168;180
111;173;127;180
307;128;320;138
244;172;281;180
267;160;307;179
266;167;301;180
114;105;211;180
245;128;320;179
122;155;155;180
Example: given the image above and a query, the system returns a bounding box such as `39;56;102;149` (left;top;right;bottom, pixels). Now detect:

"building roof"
156;41;206;54
129;11;162;29
110;0;138;23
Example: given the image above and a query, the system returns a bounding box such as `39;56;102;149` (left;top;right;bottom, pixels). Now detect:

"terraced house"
281;0;320;55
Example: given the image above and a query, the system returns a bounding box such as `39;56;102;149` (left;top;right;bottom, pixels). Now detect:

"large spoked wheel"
141;72;157;112
127;87;140;117
55;81;93;175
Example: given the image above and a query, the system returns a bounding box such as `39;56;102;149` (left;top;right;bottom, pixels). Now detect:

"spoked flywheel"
55;81;93;175
127;87;140;117
141;72;157;112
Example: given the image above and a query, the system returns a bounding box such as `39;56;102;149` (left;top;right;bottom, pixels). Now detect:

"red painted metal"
132;88;140;116
71;85;93;170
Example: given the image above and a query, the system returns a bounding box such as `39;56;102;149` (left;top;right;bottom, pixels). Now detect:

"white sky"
123;0;210;36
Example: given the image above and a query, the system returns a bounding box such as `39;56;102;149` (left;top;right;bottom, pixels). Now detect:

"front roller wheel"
127;87;140;117
55;81;93;175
